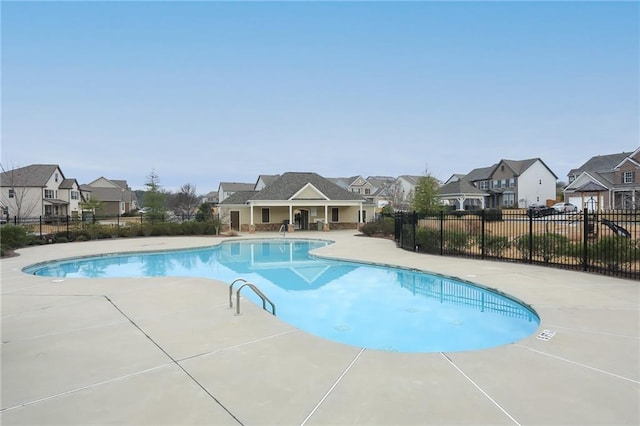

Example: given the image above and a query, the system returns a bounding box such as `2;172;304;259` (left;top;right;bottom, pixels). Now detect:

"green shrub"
514;233;568;263
483;235;510;257
590;236;640;270
442;229;469;254
484;208;503;222
360;218;395;237
0;225;29;249
415;227;441;253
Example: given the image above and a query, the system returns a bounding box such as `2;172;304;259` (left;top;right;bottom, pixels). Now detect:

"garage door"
569;195;603;212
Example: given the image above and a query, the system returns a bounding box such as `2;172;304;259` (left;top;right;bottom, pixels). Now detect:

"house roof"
462;165;495;182
0;164;62;187
220;172;367;205
256;174;280;188
221;190;258;204
568;152;633;176
438;179;487;196
251;172;365;201
573;181;609;192
219;182;255;191
397;175;423;185
59;178;78;189
366;176;396;189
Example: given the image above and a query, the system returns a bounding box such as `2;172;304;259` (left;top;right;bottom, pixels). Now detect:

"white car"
551;202;578;213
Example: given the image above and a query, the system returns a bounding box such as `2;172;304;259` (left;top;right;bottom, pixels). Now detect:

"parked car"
551;202;578;213
526;203;555;218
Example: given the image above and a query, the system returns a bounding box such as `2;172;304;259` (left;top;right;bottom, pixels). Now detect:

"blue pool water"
25;239;539;352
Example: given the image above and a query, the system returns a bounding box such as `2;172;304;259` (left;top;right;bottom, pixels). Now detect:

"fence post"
412;211;417;252
481;209;486;259
66;215;70;241
582;209;588;271
439;210;444;256
528;213;533;263
39;216;43;238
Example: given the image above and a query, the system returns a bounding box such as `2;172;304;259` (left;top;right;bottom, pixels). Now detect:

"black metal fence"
2;213;187;241
395;209;640;280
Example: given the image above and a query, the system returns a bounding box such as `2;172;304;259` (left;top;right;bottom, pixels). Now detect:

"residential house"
254;174;280;191
201;191;220;217
218;182;255;203
564;148;639;211
83;177;138;216
219;172;375;232
390;175;423;210
439;158;558;210
0;164;84;219
366;176;397;209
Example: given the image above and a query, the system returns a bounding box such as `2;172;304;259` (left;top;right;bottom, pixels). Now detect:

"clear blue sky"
2;1;638;193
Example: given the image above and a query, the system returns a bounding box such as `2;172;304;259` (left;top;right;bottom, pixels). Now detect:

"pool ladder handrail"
279;223;286;236
229;278;276;316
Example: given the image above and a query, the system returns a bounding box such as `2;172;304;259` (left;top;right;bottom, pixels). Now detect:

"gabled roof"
221;172;366;204
255;174;280;188
397;175;423;185
573;181;608;192
366;176;396;189
568;152;633;176
251;172;365;201
59;178;79;189
565;171;613;191
438;179;487;196
463;165;496;182
222;190;258;204
219;182;255;191
87;187;137;203
0;164;62;187
614;147;640;169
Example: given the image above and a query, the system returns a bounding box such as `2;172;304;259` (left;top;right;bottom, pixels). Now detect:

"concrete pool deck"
1;231;638;425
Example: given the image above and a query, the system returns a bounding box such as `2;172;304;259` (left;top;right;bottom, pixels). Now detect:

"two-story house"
83;177;138;216
0;164;84;219
564;148;639;210
440;158;557;210
218;182;255;203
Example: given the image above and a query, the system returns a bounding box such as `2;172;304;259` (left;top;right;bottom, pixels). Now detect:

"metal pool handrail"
235;282;276;316
228;278;248;309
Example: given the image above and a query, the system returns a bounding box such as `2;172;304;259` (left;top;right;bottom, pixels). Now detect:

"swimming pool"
25;239;539;352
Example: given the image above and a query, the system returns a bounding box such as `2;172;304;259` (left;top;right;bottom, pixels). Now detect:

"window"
492;180;499;188
479;181;488;190
623;171;634;184
364;188;370;195
8;189;15;198
71;191;79;200
261;208;269;223
44;189;54;199
509;178;516;187
503;193;515;207
501;179;506;188
331;208;339;222
55;173;59;182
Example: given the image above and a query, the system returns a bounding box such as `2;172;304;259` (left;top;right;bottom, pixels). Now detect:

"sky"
2;1;638;194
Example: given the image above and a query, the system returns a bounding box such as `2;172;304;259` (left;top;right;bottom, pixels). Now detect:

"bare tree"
388;182;408;211
174;183;200;219
0;163;40;219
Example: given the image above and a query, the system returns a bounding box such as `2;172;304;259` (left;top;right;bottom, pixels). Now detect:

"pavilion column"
250;205;254;225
